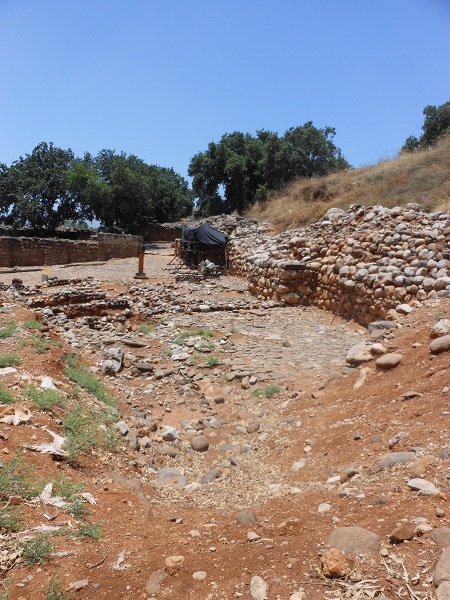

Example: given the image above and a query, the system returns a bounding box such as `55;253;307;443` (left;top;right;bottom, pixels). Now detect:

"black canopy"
181;223;226;246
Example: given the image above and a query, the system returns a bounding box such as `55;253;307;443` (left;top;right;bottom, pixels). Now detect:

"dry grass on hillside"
247;134;450;232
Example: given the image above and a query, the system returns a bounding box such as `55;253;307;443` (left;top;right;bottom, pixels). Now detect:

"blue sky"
0;0;449;180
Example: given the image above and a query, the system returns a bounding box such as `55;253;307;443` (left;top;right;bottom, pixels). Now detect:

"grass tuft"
0;353;21;368
25;385;66;411
253;384;281;399
0;321;17;339
0;384;15;405
0;506;22;532
62;406;117;460
20;534;54;566
65;354;116;407
22;318;43;331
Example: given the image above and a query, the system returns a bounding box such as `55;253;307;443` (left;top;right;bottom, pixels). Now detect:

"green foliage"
139;322;153;335
65;354;116;406
62;406;117;459
46;573;71;600
73;150;193;233
0;353;21;368
0;506;22;532
0;142;89;235
72;521;101;540
25;384;66;411
188;124;350;214
253;384;280;399
207;355;219;367
0;384;15;405
22;318;43;331
0;321;17;339
173;329;215;344
20;534;54;566
403;99;450;151
29;333;51;354
0;455;44;499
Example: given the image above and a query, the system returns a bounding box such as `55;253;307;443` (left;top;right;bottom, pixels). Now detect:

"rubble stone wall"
227;204;450;325
0;233;141;267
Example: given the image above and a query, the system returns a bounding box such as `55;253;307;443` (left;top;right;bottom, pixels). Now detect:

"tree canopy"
188;122;350;215
402;99;450;152
0;142;87;235
0;143;193;234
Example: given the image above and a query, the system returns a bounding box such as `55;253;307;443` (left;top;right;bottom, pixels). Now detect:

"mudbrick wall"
0;233;142;268
227;203;450;325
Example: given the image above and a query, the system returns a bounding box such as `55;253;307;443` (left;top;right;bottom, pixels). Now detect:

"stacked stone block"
227;203;450;325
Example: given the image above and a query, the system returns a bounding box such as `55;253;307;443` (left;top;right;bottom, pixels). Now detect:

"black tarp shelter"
181;223;226;246
171;223;227;270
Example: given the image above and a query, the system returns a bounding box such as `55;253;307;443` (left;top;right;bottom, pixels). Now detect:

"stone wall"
227;204;450;325
0;233;141;268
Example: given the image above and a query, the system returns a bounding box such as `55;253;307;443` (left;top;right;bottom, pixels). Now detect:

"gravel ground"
0;243;175;287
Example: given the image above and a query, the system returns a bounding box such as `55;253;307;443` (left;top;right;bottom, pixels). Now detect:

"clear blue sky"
0;0;449;180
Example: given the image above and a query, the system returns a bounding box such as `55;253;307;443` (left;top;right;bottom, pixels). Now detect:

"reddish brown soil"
0;254;448;600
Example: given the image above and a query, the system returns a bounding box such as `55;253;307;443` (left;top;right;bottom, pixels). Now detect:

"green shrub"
65;354;116;407
253;384;281;399
0;321;17;339
30;333;51;354
22;318;43;331
139;322;153;335
0;506;22;532
62;406;117;460
0;353;21;368
25;385;66;411
20;534;53;565
72;521;101;540
0;385;15;405
0;455;44;500
46;573;70;600
207;355;219;367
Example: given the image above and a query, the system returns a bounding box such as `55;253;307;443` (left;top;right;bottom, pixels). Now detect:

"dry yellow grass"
247;135;450;232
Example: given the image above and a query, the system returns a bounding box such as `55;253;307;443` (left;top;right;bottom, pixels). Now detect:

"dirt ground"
0;246;448;600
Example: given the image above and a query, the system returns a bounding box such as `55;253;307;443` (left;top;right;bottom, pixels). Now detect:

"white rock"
407;478;440;495
396;303;413;314
318;502;332;514
250;575;268;600
40;376;58;390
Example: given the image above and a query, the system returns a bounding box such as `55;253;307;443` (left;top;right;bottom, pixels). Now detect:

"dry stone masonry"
227;203;450;324
0;233;142;268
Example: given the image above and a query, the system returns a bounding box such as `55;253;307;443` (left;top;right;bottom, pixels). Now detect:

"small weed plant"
72;521;101;540
173;329;215;345
0;455;44;499
20;534;54;566
46;573;70;600
65;354;116;407
62;406;117;459
30;333;51;354
139;322;153;335
207;355;219;367
0;353;21;368
253;384;281;399
0;506;22;532
0;384;14;405
25;385;66;411
22;318;43;331
0;321;17;339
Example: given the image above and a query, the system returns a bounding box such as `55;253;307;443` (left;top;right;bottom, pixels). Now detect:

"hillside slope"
247;135;450;232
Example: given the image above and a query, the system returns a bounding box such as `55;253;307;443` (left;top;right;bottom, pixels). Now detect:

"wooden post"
134;252;148;279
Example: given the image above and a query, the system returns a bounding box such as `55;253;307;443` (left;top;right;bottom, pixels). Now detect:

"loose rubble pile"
228;203;450;324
